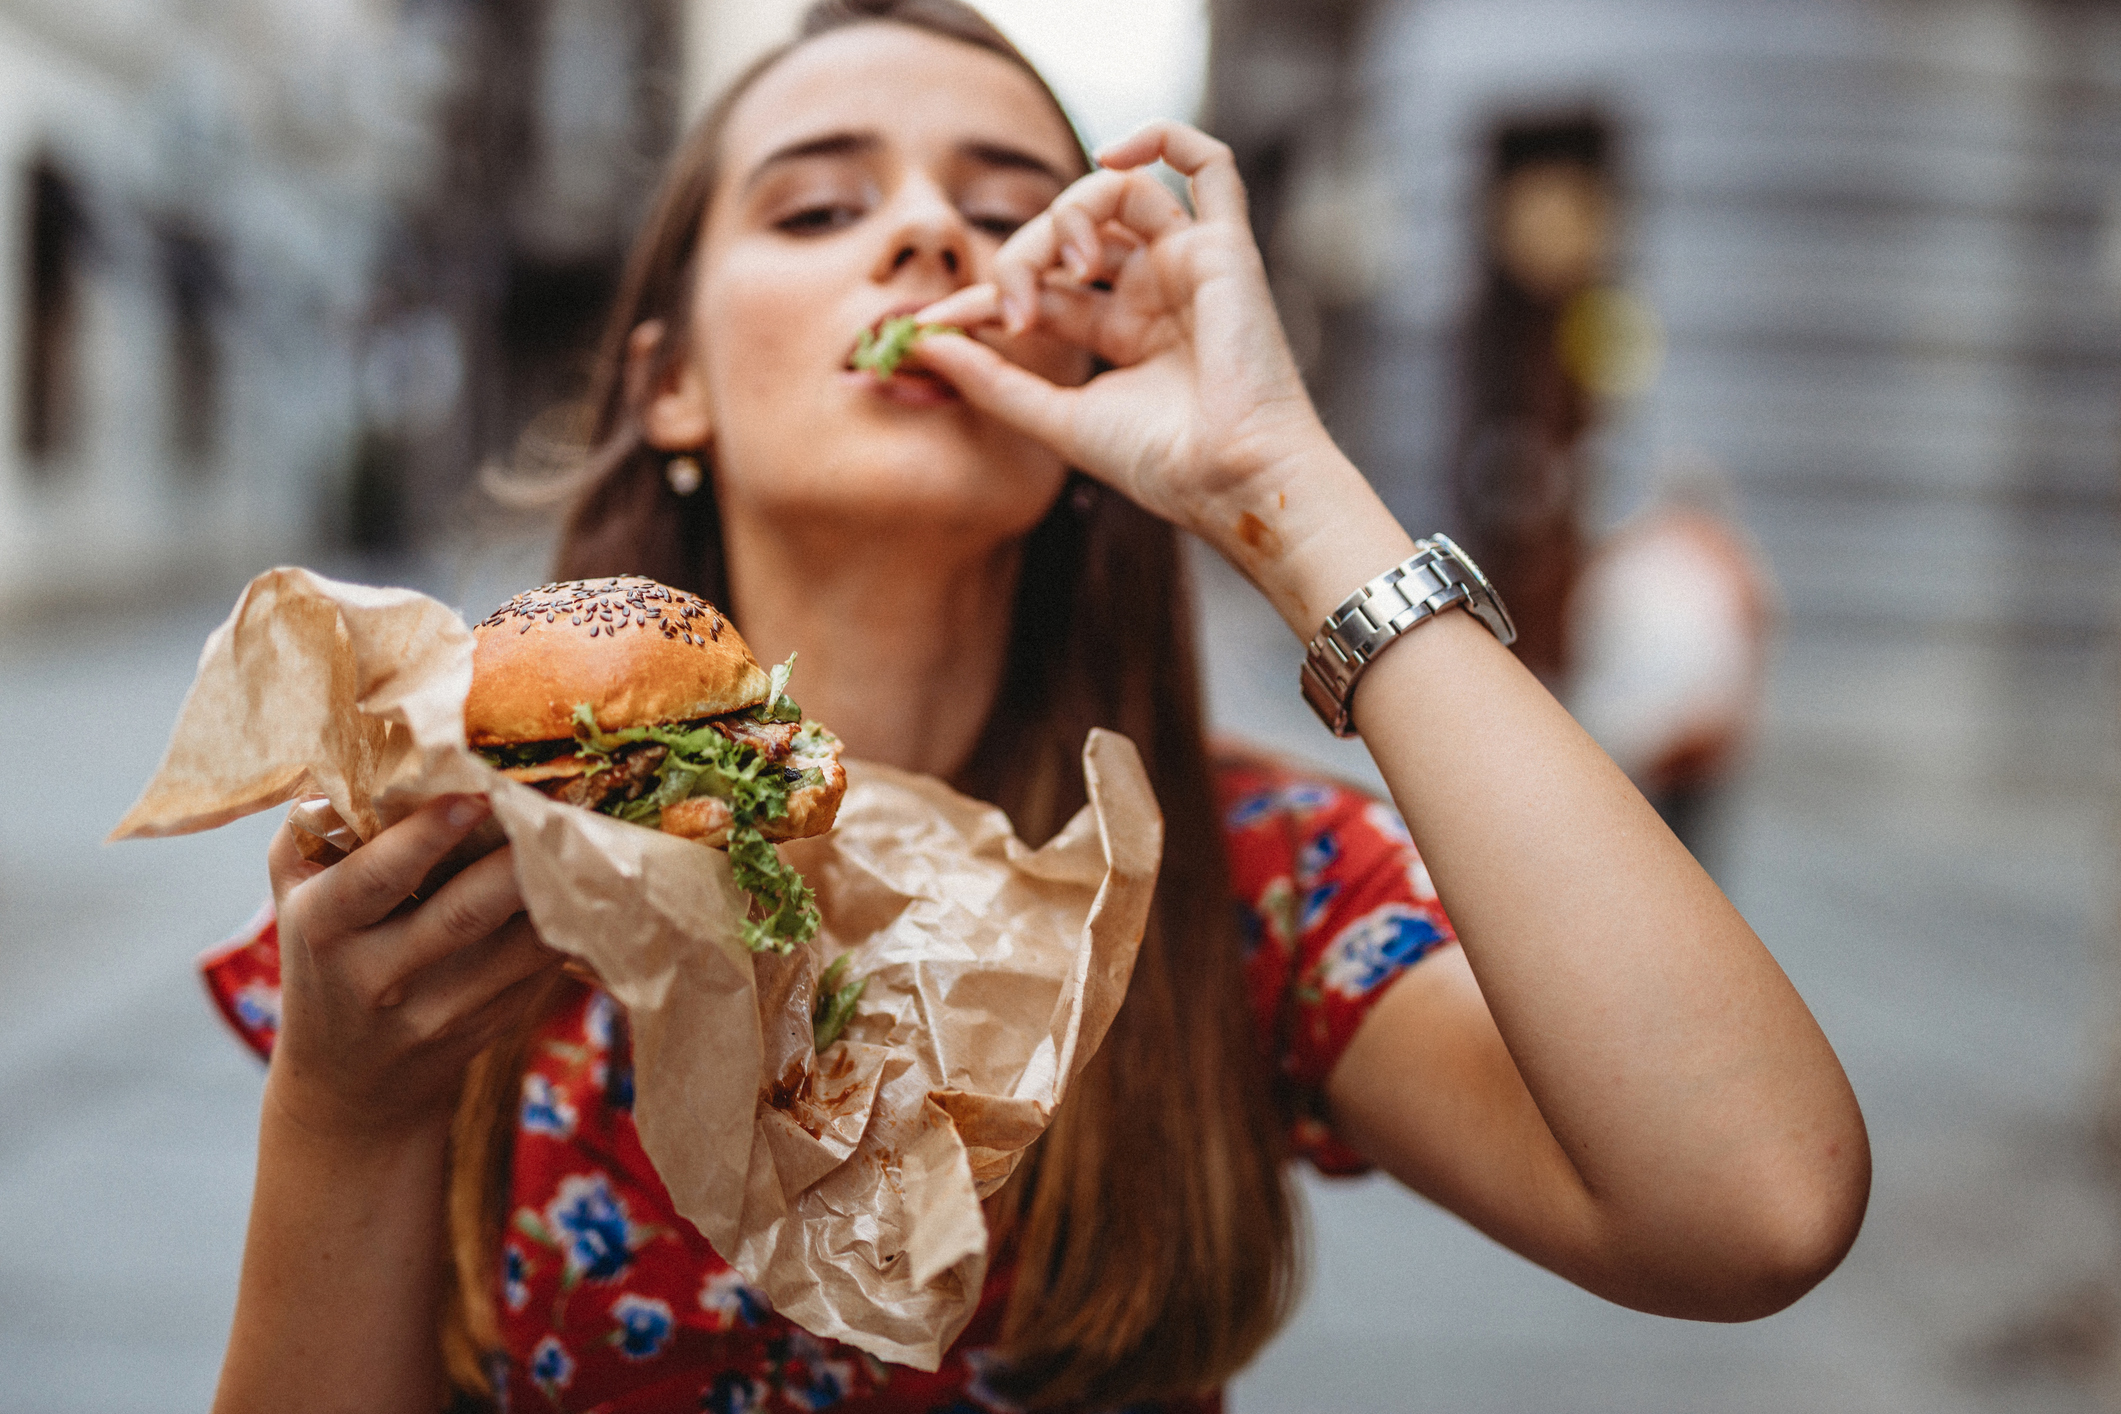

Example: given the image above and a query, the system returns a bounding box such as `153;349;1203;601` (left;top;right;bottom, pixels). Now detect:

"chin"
723;432;1060;545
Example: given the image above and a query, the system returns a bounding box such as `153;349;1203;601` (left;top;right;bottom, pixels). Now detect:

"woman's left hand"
911;121;1336;553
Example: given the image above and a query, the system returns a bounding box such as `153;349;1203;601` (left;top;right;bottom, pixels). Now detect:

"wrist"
1199;438;1418;640
262;1055;456;1161
1303;537;1517;736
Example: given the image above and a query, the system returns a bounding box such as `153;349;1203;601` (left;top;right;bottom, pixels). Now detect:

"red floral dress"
203;751;1457;1413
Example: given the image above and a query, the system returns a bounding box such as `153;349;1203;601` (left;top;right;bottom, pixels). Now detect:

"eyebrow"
743;129;1074;192
959;140;1074;186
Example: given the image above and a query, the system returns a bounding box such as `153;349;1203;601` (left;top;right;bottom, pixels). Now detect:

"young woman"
204;2;1869;1410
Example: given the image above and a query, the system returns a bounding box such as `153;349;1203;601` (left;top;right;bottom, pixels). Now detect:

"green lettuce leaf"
850;315;959;378
753;652;803;724
554;700;820;954
812;952;867;1052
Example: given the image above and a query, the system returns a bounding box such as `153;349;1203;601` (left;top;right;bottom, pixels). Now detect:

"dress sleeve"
1219;750;1457;1176
199;902;282;1061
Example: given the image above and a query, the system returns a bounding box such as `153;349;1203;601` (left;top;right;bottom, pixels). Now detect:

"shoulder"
1214;740;1456;1173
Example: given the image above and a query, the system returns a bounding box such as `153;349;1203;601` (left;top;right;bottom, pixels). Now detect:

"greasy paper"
110;567;1161;1368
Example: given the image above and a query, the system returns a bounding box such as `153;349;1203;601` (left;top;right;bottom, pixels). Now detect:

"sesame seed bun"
465;577;773;746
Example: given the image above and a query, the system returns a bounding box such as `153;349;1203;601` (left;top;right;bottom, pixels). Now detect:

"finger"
448;951;570;1058
371;844;528;1004
1096;121;1247;227
993;207;1061;333
910;282;1107;364
1051;168;1190;246
308;795;492;930
1056;203;1102;282
915;282;1002;329
994;171;1187;330
908;331;1083;462
393;913;561;1043
268;819;328;902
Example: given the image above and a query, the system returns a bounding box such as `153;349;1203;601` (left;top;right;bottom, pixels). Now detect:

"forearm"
213;1069;453;1413
1217;442;1867;1306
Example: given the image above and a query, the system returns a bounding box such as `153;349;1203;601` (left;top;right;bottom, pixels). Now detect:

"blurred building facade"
0;0;417;610
1211;0;2121;799
0;0;678;614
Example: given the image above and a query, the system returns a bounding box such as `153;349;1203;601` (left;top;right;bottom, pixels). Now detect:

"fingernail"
447;796;489;830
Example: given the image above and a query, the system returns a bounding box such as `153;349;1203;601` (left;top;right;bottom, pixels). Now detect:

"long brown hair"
445;4;1298;1405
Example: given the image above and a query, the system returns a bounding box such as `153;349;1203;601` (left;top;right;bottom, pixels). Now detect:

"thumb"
911;332;1082;462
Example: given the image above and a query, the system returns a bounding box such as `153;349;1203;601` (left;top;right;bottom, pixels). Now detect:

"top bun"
465;577;772;746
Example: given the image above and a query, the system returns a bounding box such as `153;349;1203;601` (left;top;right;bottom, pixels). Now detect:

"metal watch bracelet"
1299;533;1517;737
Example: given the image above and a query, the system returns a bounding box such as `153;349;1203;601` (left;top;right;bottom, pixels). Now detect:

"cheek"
699;268;816;430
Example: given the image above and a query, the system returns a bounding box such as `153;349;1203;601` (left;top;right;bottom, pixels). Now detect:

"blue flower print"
1294;830;1339;887
1317;904;1445;999
960;1346;1023;1413
521;1073;577;1140
1363;799;1413;849
703;1370;765;1414
1299;882;1340;933
699;1267;773;1330
1227;781;1338;832
530;1336;574;1398
584;989;618;1049
504;1243;529;1312
609;1292;674;1360
1276;781;1336;818
1254;876;1300;953
770;1329;855;1411
232;980;281;1036
545;1173;638;1282
1225;790;1276;830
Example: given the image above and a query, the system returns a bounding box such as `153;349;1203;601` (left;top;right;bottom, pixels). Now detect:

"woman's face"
675;24;1091;545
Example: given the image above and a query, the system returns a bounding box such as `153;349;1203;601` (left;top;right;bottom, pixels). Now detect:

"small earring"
665;454;703;497
1069;477;1098;516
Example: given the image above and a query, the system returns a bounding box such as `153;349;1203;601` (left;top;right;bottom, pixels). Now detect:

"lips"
864;364;958;406
844;304;961;402
845;302;943;370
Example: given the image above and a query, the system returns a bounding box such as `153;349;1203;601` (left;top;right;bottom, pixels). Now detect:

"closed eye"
777;204;863;235
966;211;1026;239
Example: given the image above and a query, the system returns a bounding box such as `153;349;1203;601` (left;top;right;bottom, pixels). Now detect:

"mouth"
844;306;960;391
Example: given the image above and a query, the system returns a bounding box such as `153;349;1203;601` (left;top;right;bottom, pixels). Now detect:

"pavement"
0;535;2114;1412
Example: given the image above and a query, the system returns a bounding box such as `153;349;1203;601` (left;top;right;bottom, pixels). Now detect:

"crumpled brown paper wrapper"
110;567;1161;1368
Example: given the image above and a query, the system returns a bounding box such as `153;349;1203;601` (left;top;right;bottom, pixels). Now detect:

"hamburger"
467;576;845;953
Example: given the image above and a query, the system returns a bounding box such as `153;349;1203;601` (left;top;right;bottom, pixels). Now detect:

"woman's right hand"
266;793;562;1140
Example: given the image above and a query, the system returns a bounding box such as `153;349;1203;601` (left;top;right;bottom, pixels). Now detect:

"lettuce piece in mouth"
850;315;959;378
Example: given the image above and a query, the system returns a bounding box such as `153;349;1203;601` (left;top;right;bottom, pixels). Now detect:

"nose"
870;177;972;288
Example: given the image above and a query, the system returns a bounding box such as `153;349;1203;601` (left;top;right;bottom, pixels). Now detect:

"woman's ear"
628;319;714;450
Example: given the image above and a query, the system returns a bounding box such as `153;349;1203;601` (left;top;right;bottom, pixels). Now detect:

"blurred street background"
1;0;2118;1410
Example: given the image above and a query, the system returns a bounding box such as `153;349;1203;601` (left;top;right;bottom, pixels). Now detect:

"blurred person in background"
204;2;1868;1410
1454;114;1774;863
1452;114;1614;686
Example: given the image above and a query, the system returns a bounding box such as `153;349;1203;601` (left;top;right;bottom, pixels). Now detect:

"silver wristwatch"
1299;533;1516;737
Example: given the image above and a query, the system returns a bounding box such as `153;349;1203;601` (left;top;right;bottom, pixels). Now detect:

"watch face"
1432;533;1519;645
